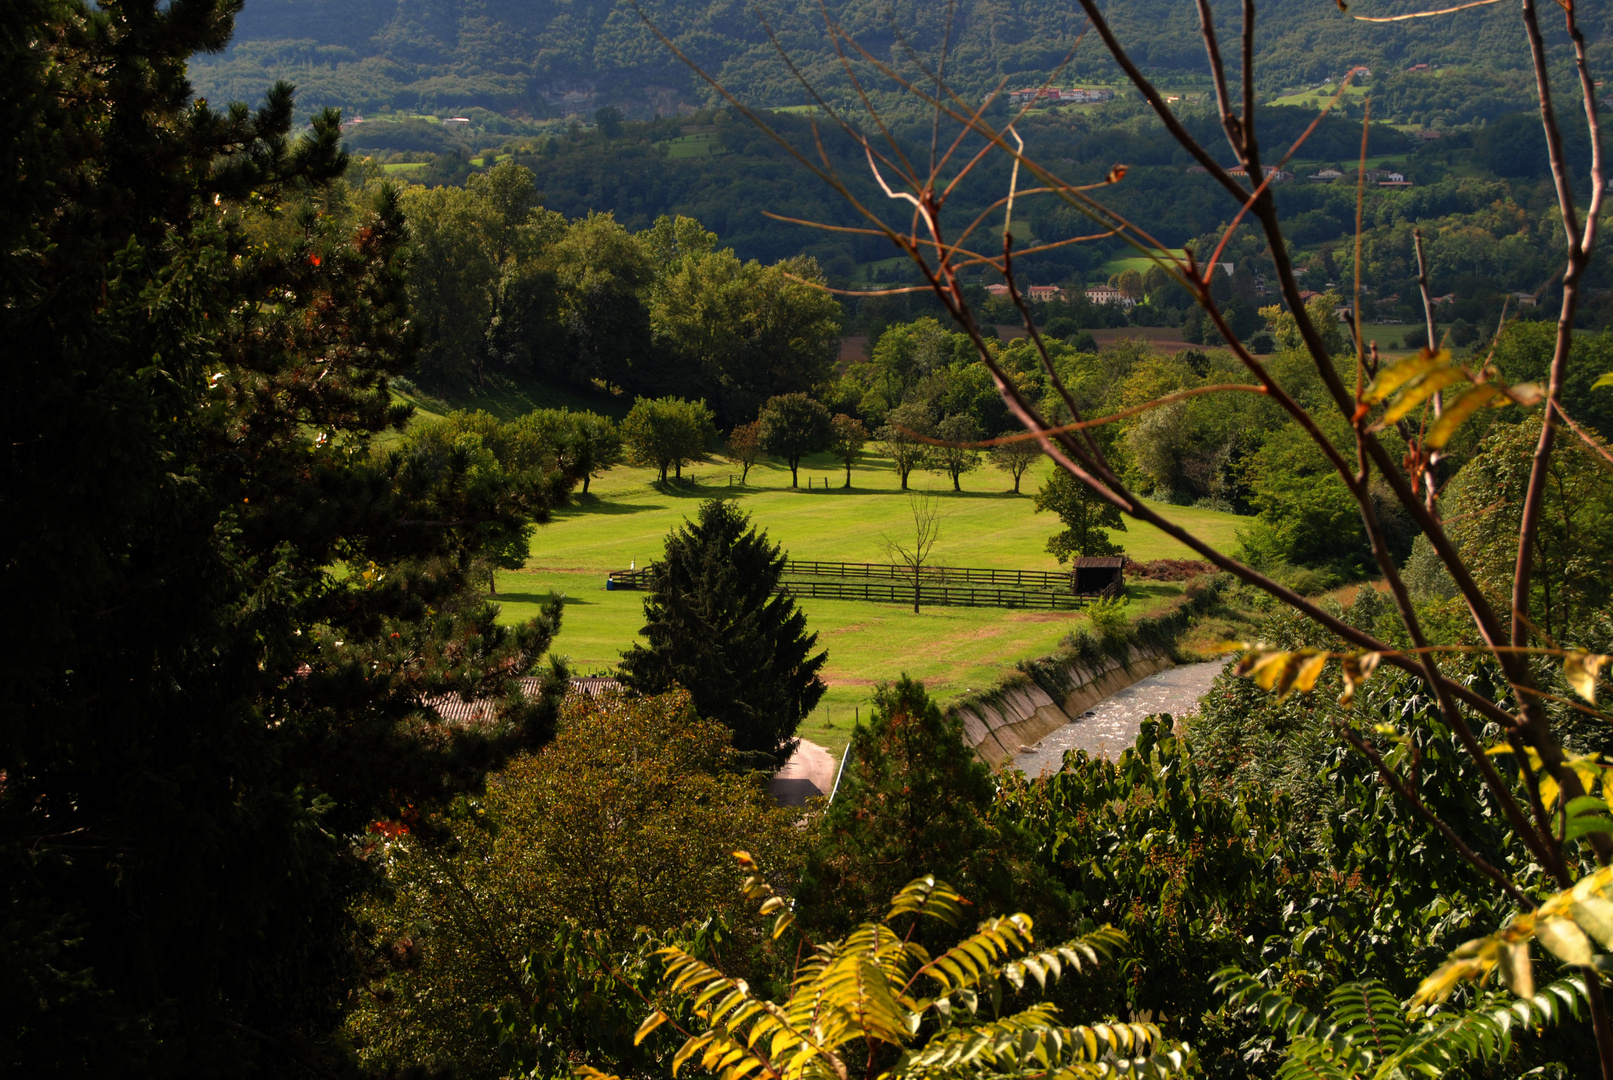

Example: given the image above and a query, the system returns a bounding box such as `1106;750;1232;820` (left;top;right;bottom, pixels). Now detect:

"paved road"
770;739;838;806
1013;660;1227;777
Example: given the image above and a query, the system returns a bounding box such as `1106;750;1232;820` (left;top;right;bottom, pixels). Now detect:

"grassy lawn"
1267;82;1369;109
495;453;1244;754
1099;248;1187;277
1356;321;1425;355
654;133;724;159
380;162;430;175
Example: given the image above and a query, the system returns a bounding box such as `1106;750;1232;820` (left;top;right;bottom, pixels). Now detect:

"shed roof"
1071;557;1125;569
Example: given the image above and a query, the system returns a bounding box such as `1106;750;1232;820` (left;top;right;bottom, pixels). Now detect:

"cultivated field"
496;451;1244;753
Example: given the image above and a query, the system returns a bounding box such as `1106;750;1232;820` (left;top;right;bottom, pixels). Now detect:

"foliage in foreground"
348;689;803;1076
1;2;574;1072
605;870;1194;1080
1217;970;1592;1080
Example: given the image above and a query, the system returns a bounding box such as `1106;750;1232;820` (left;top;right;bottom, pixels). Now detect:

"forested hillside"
190;0;1601;121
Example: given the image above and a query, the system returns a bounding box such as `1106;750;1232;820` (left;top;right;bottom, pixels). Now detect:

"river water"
1012;660;1229;777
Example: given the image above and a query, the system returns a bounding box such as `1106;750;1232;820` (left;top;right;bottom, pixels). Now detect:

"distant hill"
189;0;1599;122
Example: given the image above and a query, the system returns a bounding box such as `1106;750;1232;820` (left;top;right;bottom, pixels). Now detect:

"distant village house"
984;283;1066;303
1227;164;1294;184
1086;284;1133;307
1008;86;1115;107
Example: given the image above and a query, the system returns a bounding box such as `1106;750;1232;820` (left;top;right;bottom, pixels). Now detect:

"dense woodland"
189;0;1605;121
8;0;1613;1078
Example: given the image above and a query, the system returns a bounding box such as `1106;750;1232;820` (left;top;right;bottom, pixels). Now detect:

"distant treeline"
188;0;1592;121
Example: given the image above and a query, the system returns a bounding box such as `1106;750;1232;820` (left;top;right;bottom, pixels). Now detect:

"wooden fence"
777;579;1086;609
782;559;1073;590
606;558;1104;611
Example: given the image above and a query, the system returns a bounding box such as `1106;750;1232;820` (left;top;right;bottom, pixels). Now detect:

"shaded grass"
501;453;1242;753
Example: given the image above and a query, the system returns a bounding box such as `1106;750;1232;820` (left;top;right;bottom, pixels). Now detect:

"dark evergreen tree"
619;500;827;763
1;2;572;1073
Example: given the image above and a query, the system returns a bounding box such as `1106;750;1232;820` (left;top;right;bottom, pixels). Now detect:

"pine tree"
1;3;572;1072
619;500;827;763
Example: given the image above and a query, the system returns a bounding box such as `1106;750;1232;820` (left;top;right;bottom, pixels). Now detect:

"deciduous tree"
727;420;763;484
930;413;983;491
757;392;831;488
877;401;935;490
621;396;715;481
1034;470;1126;561
989;434;1041;493
347;688;802;1076
828;413;868;488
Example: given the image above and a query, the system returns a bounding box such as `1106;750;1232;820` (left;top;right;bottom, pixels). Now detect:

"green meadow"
495;451;1244;754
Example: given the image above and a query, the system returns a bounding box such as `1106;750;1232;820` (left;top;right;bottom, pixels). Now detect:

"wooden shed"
1071;556;1125;595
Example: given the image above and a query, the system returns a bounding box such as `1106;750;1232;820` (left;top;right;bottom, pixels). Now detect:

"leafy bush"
347;689;802;1076
1086;593;1131;642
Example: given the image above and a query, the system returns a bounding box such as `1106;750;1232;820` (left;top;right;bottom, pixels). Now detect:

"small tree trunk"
900;469;909;490
1013;470;1022;494
489;569;497;596
844;462;851;488
582;474;591;494
952;471;960;492
913;565;921;614
790;458;799;487
741;461;751;483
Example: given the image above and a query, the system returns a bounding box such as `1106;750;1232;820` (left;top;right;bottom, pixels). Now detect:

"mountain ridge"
190;0;1600;121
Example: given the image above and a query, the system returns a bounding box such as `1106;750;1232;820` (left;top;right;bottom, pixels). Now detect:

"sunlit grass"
500;452;1242;753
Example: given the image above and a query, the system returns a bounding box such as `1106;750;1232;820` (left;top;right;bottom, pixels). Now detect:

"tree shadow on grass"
772;485;1032;499
556;494;667;516
497;591;597;607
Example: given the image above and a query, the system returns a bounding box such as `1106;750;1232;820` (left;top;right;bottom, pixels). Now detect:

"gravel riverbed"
1012;660;1228;777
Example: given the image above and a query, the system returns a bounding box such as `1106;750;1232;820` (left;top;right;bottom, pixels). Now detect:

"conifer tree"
0;3;572;1072
619;500;827;763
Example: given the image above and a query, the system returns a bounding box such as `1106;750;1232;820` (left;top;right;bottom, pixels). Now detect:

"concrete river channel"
1011;660;1228;777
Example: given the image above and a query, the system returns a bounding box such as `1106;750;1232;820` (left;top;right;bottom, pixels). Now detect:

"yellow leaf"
1249;651;1295;692
1564;652;1611;704
1363;349;1450;405
1425;383;1504;449
759;896;785;914
636;1010;670;1046
1536;918;1594;967
1573;897;1613;950
1379;365;1471;426
1293;653;1330;694
1540;774;1561;812
1497;939;1533;997
1338;651;1381;706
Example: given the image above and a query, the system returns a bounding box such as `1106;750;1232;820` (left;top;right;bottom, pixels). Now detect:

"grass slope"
496;451;1244;755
